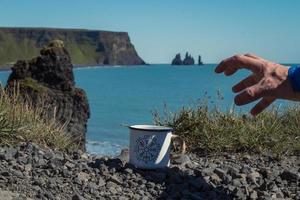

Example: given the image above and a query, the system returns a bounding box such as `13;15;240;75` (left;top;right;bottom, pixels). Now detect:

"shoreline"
0;63;233;72
73;64;149;70
0;64;151;72
0;66;11;72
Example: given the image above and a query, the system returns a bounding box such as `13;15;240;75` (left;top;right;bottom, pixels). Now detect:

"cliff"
0;27;145;67
6;40;90;150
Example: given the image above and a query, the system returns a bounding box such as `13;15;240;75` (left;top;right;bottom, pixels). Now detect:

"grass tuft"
0;85;75;151
153;101;300;156
18;78;48;93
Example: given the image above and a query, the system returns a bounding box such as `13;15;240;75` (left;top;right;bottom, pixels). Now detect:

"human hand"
215;54;300;115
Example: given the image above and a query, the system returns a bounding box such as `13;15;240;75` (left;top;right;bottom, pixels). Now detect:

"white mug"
128;125;186;169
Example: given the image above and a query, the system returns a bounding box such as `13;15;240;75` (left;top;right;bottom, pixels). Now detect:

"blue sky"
0;0;299;63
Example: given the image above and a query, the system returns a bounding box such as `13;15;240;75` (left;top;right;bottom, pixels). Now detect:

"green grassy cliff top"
0;27;145;67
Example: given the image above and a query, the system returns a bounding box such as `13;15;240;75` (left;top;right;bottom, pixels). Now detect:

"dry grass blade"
0;85;75;151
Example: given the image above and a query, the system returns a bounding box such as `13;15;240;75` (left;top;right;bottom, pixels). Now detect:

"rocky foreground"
0;143;299;200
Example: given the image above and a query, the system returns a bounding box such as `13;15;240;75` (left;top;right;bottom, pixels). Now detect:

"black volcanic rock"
182;52;195;65
172;52;196;65
0;142;298;199
198;55;203;65
171;53;183;65
6;40;90;150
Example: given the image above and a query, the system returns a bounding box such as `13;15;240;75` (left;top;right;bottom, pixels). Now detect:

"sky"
0;0;299;64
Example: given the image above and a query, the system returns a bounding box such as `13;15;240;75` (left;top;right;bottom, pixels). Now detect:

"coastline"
0;64;150;72
74;63;149;68
0;66;11;72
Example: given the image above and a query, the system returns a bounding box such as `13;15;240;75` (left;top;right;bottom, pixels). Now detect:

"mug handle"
170;134;186;159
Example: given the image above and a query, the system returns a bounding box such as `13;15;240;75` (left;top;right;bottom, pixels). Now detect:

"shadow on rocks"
123;163;232;200
86;149;233;199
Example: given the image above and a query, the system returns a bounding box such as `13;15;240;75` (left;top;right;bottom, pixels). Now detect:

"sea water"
0;64;290;155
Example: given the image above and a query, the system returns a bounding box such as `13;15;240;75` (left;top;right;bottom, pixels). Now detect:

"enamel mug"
129;125;186;169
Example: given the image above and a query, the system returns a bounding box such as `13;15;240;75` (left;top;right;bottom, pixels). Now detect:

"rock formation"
0;27;145;67
6;40;90;150
172;52;197;65
171;53;183;65
182;52;195;65
198;55;203;65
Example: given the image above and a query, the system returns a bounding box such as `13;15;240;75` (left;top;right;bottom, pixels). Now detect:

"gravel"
0;142;299;200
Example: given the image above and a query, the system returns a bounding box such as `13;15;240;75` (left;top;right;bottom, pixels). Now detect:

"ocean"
0;64;290;155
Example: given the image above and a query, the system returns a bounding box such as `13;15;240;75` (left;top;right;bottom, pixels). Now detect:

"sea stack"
171;52;196;65
198;55;203;65
171;53;183;65
182;52;195;65
6;40;90;150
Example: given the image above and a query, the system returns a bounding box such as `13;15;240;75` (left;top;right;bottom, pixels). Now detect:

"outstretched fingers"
215;54;263;75
234;84;265;106
250;97;275;116
232;74;258;93
244;53;263;60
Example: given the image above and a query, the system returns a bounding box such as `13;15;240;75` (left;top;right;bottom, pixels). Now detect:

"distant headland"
0;27;146;67
171;52;203;65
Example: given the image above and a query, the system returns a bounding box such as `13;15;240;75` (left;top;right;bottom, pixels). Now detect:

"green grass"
0;85;75;151
153;100;300;156
0;32;39;65
0;30;108;66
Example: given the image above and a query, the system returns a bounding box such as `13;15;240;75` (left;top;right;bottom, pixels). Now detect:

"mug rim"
129;124;173;132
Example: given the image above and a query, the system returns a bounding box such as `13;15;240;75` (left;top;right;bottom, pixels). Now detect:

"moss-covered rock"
18;77;47;94
48;39;65;48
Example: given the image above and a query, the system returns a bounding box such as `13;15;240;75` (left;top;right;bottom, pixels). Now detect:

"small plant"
153;101;300;156
0;85;75;151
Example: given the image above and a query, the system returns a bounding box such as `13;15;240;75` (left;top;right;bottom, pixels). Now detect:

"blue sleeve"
288;65;300;92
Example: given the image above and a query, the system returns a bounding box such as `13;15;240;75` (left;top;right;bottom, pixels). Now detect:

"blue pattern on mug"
134;135;161;164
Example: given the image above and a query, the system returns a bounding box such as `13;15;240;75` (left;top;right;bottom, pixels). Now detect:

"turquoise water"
0;64;290;155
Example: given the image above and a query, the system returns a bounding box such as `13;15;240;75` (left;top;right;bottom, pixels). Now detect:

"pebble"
214;168;226;179
280;169;299;182
72;193;84;200
77;172;90;183
250;190;258;199
210;174;222;184
247;172;261;184
98;177;106;187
